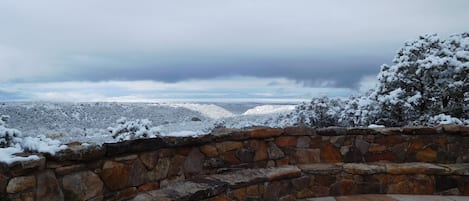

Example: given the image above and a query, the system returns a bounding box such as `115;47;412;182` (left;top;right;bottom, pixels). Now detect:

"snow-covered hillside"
0;102;297;144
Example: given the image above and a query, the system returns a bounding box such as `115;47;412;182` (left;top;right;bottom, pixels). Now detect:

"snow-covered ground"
0;102;297;144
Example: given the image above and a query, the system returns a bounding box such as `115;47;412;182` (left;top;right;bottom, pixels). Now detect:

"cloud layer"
1;0;468;101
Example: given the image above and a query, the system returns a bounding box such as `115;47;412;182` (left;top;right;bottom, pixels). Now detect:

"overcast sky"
1;0;468;102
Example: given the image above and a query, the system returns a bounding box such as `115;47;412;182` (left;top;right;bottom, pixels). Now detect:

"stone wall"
1;125;468;201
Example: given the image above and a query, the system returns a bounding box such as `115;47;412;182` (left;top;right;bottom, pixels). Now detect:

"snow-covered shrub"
0;115;22;148
374;33;469;125
286;97;344;127
426;114;468;125
284;33;468;127
108;117;158;141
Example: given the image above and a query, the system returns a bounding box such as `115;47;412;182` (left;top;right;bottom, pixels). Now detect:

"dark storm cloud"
64;52;385;88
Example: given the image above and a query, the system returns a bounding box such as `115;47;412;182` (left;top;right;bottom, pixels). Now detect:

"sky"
1;0;468;102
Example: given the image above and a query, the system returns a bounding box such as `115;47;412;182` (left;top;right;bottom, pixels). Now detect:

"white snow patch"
368;124;385;128
167;103;234;119
0;145;40;164
243;105;296;115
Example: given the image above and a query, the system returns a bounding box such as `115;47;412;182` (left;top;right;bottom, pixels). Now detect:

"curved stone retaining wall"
1;125;468;201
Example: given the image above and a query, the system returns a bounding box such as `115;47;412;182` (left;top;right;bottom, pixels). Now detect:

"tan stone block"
148;157;170;181
216;141;243;153
101;161;130;190
248;128;283;139
276;157;289;167
36;170;63;201
387;174;434;194
139;151;159;170
221;151;240;165
416;147;438;162
6;175;35;193
246;185;260;196
62;171;103;201
320;143;341;162
232;188;246;201
275;137;297;148
368;144;387;153
248;140;268;161
295;149;320;164
199;144;218;157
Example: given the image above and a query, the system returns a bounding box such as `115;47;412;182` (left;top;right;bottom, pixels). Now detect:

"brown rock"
184;148;205;175
291;176;310;190
177;147;192;156
101;161;130;190
220;151;240;165
264;181;281;201
128;159;149;186
279;195;296;201
330;180;355;195
408;141;425;153
55;164;86;176
107;187;137;201
355;139;370;154
168;155;185;177
320;144;341;162
365;151;398;162
310;136;322;148
267;142;285;160
216;141;243;153
9;192;35;201
36;170;64;201
276;157;289;166
6;175;35;193
295;149;320;164
138;182;159;192
296;188;314;199
149;157;170;181
310;186;330;197
204;195;232;201
379;135;405;146
0;173;8;194
343;147;364;163
387;174;434;194
236;148;255;163
62;171;103;201
248;140;268;161
275;137;297;148
232;188;246;201
139;151;159;170
158;148;173;158
246;185;260;196
200;144;218;157
416;147;438;162
391;143;408;161
248;128;283;139
296;136;311;148
368;144;387;153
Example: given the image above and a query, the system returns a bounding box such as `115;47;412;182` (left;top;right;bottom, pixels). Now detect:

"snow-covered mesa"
243;105;295;115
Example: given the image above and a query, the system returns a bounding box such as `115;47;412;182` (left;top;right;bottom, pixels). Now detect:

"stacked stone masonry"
0;125;468;201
